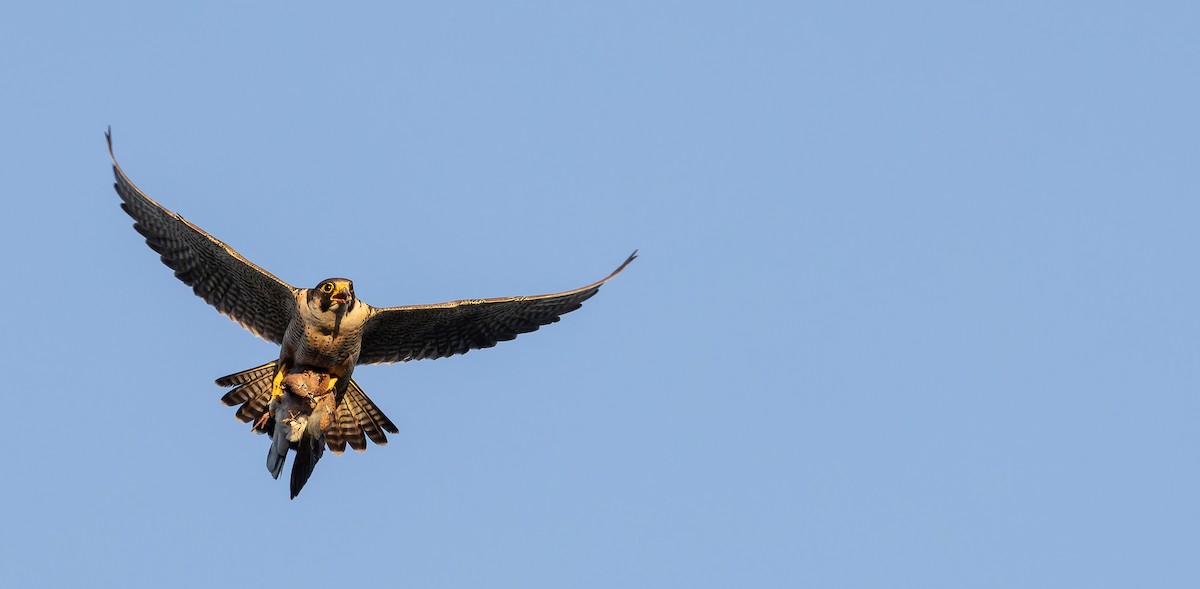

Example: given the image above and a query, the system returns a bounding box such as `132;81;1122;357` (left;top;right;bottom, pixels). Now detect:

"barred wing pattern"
108;130;299;344
357;252;636;364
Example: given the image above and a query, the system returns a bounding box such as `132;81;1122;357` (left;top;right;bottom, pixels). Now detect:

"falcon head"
310;278;356;314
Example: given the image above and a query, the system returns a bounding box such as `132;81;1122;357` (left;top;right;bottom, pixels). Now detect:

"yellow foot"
324;376;339;395
271;363;289;399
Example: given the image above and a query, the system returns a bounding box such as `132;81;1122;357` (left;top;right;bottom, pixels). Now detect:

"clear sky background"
2;1;1198;587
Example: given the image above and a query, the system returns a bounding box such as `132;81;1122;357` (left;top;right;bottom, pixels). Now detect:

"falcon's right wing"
108;129;299;344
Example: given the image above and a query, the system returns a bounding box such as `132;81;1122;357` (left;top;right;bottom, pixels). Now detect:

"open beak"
331;285;350;305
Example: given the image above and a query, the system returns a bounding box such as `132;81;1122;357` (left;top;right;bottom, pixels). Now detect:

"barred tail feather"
324;380;398;454
214;363;398;456
348;380;400;438
216;361;276;387
333;399;368;454
215;361;277;432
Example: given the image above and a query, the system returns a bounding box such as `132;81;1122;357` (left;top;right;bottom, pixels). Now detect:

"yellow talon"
325;376;338;394
271;365;287;399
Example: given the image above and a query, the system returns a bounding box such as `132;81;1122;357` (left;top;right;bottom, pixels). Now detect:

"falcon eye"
321;283;334;293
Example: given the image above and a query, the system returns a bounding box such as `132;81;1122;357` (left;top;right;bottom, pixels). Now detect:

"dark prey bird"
107;130;636;498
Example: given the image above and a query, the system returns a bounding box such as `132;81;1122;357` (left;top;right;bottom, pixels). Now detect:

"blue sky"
2;1;1198;587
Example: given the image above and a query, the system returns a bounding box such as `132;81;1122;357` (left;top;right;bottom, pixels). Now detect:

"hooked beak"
331;284;350;305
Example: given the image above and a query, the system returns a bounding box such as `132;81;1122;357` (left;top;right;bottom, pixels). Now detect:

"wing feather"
107;130;298;344
357;252;636;364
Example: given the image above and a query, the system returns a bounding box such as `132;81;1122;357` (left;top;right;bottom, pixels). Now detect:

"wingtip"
105;126;117;162
615;249;638;274
587;249;638;287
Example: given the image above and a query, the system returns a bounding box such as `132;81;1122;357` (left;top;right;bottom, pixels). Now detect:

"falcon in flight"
107;130;635;498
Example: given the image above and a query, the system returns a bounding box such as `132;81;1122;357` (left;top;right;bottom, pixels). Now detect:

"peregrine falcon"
107;130;635;498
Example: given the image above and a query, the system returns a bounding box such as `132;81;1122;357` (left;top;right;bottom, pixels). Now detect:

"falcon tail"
215;361;400;498
216;361;399;453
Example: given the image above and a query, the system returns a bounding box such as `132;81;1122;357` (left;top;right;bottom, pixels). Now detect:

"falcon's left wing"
108;129;300;344
357;252;636;365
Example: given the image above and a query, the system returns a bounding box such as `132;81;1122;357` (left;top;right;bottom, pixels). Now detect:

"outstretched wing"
108;129;299;344
357;252;636;364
